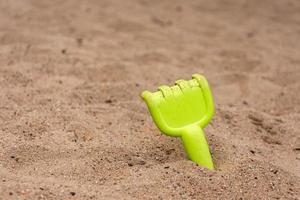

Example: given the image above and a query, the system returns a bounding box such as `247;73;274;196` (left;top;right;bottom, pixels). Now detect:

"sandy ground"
0;0;300;199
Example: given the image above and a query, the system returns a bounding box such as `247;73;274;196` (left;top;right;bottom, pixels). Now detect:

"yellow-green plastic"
141;74;214;170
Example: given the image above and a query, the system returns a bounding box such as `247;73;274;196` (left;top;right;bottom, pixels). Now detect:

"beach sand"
0;0;299;199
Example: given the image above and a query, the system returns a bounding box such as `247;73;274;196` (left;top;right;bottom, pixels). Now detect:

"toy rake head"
141;74;214;136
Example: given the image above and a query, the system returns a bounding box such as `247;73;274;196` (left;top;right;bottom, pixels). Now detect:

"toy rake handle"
181;126;214;170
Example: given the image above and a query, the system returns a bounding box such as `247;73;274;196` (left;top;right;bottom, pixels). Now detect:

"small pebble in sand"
70;192;76;196
128;163;134;167
105;99;113;104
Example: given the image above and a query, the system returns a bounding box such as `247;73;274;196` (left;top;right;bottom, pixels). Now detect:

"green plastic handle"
181;125;214;170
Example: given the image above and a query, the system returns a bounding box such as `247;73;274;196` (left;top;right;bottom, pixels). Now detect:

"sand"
0;0;300;199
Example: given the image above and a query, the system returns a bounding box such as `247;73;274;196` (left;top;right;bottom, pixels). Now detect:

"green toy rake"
141;74;214;170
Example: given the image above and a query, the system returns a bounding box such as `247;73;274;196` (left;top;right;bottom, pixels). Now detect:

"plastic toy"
141;74;214;170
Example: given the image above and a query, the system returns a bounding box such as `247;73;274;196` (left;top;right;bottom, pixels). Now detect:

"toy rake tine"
192;74;214;127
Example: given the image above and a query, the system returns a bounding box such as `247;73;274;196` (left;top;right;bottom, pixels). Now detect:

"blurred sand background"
0;0;299;199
